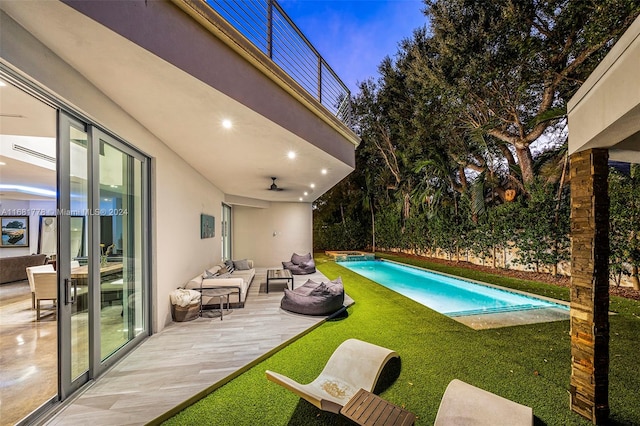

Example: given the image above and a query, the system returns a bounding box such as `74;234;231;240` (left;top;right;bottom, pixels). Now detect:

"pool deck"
42;268;349;426
454;307;570;330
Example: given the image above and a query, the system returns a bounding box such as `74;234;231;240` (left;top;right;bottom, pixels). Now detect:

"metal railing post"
317;58;322;104
267;0;273;59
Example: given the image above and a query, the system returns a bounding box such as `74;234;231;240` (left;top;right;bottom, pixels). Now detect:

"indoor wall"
0;199;56;257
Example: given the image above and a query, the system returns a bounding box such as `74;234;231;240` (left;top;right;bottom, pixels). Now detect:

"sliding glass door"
58;112;90;396
95;130;146;362
58;113;148;398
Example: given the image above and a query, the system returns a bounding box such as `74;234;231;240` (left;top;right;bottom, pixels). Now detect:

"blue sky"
279;0;428;94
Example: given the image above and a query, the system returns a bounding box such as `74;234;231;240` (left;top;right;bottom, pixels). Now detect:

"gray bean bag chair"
280;277;344;316
282;252;316;275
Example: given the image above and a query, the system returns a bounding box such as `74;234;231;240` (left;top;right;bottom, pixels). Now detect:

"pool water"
338;260;568;317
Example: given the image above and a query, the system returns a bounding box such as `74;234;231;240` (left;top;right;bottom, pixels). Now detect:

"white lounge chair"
266;338;398;414
434;379;533;425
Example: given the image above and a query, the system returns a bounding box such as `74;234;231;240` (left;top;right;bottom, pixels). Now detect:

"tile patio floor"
43;269;337;426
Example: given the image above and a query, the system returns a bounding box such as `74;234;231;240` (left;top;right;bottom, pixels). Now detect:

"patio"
162;257;640;425
42;269;345;426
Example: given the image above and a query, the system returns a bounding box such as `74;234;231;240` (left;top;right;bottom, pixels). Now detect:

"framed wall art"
200;214;215;239
1;216;29;247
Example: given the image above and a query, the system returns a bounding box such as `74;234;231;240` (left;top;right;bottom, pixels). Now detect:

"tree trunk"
371;207;376;253
492;245;496;268
515;145;535;185
632;265;640;290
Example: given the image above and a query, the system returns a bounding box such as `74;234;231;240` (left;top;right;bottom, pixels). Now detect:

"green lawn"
162;254;640;425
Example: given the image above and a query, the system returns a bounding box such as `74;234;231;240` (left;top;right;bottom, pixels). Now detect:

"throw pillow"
202;269;218;279
310;282;329;296
233;259;250;270
299;259;315;269
224;259;235;274
291;252;312;265
295;279;320;296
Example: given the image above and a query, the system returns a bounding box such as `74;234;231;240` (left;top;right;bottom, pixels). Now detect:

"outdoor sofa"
185;259;254;306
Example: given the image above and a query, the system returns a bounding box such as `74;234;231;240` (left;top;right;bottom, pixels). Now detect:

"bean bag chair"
282;252;316;275
280;277;344;316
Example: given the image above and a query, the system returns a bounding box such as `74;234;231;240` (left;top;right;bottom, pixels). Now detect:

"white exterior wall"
567;15;640;162
233;203;312;268
1;11;224;331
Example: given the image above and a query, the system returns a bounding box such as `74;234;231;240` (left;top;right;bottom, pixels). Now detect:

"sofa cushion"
233;259;251;270
212;272;232;279
203;269;217;279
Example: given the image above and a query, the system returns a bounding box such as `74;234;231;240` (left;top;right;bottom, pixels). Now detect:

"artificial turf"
161;254;640;425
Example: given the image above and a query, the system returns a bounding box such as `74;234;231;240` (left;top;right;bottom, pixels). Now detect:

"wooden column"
569;148;609;424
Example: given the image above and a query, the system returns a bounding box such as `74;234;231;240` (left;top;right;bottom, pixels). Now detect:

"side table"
340;388;415;426
199;287;233;320
266;269;294;293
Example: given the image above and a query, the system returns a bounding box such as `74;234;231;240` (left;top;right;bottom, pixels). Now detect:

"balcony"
206;0;352;126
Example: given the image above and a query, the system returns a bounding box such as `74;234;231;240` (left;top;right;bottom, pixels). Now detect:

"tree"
417;0;640;188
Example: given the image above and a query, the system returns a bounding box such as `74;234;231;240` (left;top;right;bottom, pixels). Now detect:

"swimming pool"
338;260;569;317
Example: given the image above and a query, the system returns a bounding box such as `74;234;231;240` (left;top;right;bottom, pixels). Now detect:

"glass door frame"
58;115;151;398
57;111;89;398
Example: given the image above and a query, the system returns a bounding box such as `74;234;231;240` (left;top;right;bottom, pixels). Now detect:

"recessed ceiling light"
287;151;296;159
299;197;303;201
222;119;232;129
304;191;308;196
321;168;327;175
310;183;315;188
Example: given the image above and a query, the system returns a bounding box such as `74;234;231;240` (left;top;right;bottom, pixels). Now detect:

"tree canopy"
314;0;640;286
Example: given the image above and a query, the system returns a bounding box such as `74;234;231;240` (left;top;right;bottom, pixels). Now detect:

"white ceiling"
0;81;57;201
0;1;356;204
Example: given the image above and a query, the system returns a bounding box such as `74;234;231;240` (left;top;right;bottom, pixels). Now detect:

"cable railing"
206;0;352;126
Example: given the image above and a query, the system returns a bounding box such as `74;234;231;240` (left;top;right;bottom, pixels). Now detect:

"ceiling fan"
268;177;285;191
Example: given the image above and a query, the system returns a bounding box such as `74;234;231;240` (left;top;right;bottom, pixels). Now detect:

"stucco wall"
1;10;224;331
233;202;312;268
